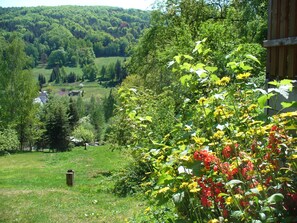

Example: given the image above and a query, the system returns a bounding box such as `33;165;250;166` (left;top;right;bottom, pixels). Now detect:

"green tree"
0;128;19;154
72;120;95;150
44;96;70;152
78;47;95;67
82;63;98;81
76;96;85;118
47;49;67;68
115;59;122;81
103;89;115;122
68;97;79;130
38;74;46;87
0;36;39;149
88;96;106;141
100;65;107;79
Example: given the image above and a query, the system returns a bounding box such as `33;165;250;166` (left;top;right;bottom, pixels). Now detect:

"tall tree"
0;36;38;149
44;96;70;152
68;97;79;130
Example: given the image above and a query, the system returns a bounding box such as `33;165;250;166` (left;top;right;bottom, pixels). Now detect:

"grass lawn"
0;146;145;223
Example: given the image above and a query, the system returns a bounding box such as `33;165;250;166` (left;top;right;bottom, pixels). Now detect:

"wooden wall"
264;0;297;80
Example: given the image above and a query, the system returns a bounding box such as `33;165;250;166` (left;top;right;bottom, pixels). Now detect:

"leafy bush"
0;128;19;154
113;159;152;197
113;41;297;222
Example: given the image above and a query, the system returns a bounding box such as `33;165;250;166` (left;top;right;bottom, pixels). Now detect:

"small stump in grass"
66;169;74;186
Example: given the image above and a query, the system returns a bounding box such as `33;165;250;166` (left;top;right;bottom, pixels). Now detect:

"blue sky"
0;0;156;10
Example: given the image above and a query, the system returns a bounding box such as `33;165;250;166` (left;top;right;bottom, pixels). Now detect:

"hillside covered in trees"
0;6;150;68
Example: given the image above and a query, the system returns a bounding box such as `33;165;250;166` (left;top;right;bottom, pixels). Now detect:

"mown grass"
0;146;144;223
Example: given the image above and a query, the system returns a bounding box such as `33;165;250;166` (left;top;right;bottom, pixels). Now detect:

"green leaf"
210;74;220;82
181;62;192;70
268;80;279;86
280;79;293;86
231;211;244;219
180;74;192;85
239;62;253;71
183;54;194;60
145;116;153;122
281;101;297;109
205;66;218;73
226;179;243;188
174;55;182;64
157;174;174;185
245;54;261;64
258;93;274;109
267;193;284;204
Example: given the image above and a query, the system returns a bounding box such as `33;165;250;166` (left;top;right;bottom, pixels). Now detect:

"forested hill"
0;6;150;68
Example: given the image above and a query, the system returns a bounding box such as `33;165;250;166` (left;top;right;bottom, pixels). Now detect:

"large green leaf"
267;193;284;204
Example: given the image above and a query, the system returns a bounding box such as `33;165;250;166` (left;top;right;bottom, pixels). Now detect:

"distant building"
68;90;84;97
34;91;48;105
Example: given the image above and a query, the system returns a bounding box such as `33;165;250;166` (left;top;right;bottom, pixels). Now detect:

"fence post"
66;169;74;186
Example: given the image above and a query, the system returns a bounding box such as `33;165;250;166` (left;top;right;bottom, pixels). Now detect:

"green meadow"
0;146;145;223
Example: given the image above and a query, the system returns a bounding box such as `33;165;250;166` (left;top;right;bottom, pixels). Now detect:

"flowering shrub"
112;41;297;222
136;42;297;222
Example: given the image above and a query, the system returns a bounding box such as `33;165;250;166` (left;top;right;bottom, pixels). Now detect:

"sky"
0;0;156;10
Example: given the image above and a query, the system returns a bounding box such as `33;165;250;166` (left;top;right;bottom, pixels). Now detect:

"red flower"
193;150;218;170
271;125;278;131
201;196;212;207
222;145;232;158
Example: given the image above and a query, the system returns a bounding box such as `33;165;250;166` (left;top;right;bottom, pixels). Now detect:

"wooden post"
66;169;74;186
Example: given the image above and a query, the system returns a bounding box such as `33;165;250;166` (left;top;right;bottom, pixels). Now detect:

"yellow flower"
257;184;266;192
216;76;230;86
248;104;257;111
235;132;245;138
236;72;251;80
179;155;193;162
188;181;200;193
213;130;224;139
208;219;220;223
158;187;170;194
192;136;207;145
225;196;233;205
198;97;207;105
144;207;151;214
180;182;189;188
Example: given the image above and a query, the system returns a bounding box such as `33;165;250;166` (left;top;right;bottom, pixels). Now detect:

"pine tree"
45;96;70;152
68;97;79;130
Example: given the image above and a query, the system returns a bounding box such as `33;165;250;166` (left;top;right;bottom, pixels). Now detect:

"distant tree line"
0;6;150;68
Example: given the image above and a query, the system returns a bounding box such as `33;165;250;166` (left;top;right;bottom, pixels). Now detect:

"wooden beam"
263;37;297;47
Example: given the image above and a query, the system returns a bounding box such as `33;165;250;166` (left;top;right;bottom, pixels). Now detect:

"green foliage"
68;97;80;129
72;123;95;148
44;96;70;151
0;6;150;68
0;36;39;149
88;96;106;141
0;128;19;153
113;159;152;197
82;63;98;81
47;49;67;68
117;41;297;222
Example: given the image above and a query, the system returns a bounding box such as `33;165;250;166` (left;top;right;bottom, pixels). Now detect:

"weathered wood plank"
270;0;279;79
278;1;288;78
263;37;297;47
287;0;297;78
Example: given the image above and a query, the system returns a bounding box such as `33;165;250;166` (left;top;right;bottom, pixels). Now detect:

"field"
0;146;145;223
32;57;124;100
32;57;125;81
